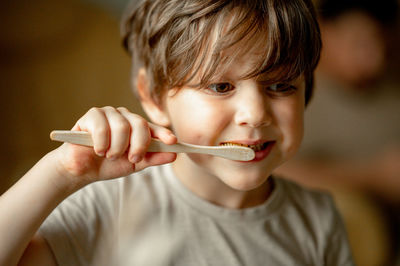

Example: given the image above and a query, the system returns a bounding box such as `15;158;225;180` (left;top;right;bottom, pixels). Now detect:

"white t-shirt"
39;164;354;266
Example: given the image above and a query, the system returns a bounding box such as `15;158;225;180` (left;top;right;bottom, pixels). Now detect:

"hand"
51;106;177;188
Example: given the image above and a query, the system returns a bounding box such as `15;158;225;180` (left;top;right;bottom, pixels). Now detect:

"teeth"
220;142;268;152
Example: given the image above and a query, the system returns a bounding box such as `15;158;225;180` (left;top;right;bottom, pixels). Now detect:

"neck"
171;156;273;209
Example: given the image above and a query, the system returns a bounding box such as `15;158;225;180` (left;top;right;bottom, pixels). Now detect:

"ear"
136;68;171;127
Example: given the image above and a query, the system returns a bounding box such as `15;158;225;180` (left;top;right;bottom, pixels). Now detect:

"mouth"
220;141;275;162
219;141;270;152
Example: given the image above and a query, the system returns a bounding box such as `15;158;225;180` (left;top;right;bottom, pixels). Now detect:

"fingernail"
130;155;142;164
106;153;117;161
168;133;176;141
96;151;105;157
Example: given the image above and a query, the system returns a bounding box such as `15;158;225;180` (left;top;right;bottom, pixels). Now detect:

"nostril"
236;118;272;128
234;107;272;128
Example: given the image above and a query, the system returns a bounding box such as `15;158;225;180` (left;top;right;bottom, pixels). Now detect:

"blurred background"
0;0;399;265
0;0;144;189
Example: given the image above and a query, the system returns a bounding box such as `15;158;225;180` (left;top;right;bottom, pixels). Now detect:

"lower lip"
244;141;275;163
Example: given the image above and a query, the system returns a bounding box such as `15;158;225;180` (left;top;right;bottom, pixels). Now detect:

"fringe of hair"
121;0;321;104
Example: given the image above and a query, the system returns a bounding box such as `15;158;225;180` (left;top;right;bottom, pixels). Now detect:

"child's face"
157;50;305;192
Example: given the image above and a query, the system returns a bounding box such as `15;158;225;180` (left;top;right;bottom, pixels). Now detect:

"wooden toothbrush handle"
50;130;183;153
50;130;93;147
50;130;255;161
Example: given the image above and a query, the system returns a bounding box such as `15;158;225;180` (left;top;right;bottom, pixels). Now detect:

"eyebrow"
256;74;305;86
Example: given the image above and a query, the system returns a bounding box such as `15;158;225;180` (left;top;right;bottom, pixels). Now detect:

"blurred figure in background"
276;0;400;265
317;0;396;89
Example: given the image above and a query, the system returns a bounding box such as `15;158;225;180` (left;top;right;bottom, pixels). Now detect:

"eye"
207;83;234;94
266;83;296;95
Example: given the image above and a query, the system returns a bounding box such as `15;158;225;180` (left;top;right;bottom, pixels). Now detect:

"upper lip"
219;139;270;145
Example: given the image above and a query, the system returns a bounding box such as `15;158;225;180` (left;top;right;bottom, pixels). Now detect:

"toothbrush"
50;130;255;161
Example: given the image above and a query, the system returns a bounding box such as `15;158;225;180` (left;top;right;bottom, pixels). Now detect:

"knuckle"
117;106;129;112
129;112;142;120
134;117;148;128
88;107;101;114
103;105;114;110
115;119;130;134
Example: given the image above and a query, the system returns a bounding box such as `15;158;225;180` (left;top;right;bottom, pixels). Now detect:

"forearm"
0;106;177;265
0;150;80;265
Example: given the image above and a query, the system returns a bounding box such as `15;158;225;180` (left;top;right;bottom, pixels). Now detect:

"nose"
233;86;272;128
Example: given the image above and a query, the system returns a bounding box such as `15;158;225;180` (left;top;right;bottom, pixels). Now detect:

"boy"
0;0;354;265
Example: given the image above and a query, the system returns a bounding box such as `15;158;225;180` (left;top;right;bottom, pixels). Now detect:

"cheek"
273;98;304;156
166;92;227;144
288;110;304;155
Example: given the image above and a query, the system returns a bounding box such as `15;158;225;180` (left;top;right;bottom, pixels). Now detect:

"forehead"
208;36;304;85
195;7;308;86
221;60;306;87
149;0;320;96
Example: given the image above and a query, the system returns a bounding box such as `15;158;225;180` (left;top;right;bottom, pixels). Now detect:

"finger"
117;107;151;163
75;107;110;156
95;152;137;179
103;107;131;160
148;123;177;145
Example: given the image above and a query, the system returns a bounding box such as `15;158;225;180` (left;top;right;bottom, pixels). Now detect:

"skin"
0;51;306;266
0;108;177;265
155;55;306;208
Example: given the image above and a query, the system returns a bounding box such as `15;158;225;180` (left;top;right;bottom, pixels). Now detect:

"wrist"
41;148;90;196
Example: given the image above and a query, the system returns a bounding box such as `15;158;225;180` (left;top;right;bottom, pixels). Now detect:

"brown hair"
121;0;321;105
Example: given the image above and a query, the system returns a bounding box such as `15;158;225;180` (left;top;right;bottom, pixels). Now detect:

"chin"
222;172;269;192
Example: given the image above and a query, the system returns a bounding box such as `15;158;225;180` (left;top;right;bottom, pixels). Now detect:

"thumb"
134;152;177;172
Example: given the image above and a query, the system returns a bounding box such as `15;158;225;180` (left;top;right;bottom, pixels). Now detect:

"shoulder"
276;177;335;209
273;177;341;233
273;177;354;264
